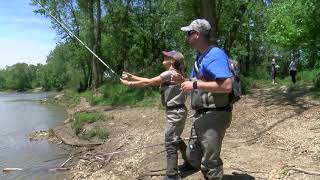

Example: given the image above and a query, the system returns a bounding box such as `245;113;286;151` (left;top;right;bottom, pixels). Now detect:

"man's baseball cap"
162;51;184;62
181;19;211;33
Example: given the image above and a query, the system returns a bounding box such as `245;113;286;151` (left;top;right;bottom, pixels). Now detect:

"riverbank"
49;85;320;180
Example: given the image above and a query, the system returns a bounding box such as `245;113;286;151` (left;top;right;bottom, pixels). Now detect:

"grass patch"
81;91;101;106
81;81;160;107
241;70;317;93
88;128;108;139
101;82;160;107
72;112;105;135
48;128;55;138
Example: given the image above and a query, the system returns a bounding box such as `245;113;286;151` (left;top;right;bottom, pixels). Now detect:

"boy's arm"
120;76;163;88
122;71;149;81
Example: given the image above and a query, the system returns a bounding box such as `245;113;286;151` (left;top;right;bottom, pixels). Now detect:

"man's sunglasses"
187;30;197;36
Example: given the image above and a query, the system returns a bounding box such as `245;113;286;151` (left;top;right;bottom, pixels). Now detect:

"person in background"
271;58;277;84
289;59;298;84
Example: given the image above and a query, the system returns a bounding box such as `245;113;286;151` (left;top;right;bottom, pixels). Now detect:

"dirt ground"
66;86;320;180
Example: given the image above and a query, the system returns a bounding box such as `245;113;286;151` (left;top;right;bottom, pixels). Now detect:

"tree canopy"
1;0;319;92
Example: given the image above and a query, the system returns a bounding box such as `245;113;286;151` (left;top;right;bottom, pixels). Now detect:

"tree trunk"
223;1;250;56
199;0;218;45
88;0;99;90
94;0;103;86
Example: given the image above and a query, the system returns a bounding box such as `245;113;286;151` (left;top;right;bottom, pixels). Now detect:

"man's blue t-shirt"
191;47;231;80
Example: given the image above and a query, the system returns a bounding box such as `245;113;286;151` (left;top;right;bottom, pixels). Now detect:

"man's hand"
181;81;193;92
121;71;132;80
171;72;185;84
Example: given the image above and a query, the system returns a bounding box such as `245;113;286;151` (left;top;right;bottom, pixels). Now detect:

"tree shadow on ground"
245;86;319;144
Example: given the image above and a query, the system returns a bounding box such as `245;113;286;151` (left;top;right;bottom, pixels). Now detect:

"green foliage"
88;128;108;139
2;0;318;99
265;0;320;49
99;81;160;107
313;69;320;88
72;112;105;135
241;69;317;92
0;63;34;91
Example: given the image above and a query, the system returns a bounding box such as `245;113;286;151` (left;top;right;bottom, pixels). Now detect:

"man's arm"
180;78;232;93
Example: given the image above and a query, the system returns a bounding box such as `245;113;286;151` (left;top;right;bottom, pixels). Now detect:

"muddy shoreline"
37;87;320;180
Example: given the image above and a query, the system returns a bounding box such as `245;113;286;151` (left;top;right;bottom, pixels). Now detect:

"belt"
196;105;232;114
166;104;186;111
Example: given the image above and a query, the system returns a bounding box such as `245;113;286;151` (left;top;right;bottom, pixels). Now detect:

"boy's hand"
122;71;132;80
171;72;185;84
120;78;129;86
181;81;193;92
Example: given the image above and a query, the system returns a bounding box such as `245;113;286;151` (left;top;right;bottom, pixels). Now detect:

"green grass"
49;89;81;107
81;81;160;107
241;70;318;93
71;112;105;135
88;128;108;139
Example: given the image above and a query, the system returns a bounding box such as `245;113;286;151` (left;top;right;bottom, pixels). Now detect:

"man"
271;58;276;84
173;19;232;180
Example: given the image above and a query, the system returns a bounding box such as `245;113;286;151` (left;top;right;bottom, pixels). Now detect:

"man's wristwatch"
193;81;198;89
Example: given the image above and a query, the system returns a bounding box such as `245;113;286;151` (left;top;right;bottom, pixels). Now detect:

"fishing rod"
34;0;121;79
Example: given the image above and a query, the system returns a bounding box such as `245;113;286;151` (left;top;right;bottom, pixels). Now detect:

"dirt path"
70;86;320;180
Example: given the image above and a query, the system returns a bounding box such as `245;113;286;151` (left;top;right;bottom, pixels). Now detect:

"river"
0;92;69;180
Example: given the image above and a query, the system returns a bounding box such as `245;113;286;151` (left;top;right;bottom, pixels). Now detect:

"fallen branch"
95;156;105;161
105;154;113;163
43;156;68;163
143;172;166;177
264;145;287;151
229;166;266;174
283;170;292;180
60;155;73;167
309;126;320;131
116;144;125;150
3;168;24;172
156;149;166;154
49;167;70;171
285;167;320;176
150;168;166;172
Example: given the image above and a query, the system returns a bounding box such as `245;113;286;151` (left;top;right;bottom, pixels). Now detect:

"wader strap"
196;105;232;114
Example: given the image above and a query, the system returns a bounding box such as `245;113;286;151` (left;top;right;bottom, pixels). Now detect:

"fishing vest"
191;46;230;110
160;82;186;107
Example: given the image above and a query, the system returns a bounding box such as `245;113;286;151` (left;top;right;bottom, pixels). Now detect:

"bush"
99;81;160;107
72;112;105;135
313;70;320;88
88;128;108;139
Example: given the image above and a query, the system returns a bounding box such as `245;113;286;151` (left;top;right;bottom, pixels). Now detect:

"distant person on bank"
289;59;298;84
271;58;279;84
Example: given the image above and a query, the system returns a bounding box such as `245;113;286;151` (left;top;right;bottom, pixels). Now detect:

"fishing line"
34;0;121;79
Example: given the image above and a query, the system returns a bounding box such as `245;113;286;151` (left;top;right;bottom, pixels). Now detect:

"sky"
0;0;56;69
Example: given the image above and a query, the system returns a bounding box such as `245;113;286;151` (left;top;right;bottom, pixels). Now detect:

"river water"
0;92;69;180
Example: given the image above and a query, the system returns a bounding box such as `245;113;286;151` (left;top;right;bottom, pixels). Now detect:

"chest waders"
191;46;231;112
160;82;188;177
186;47;232;180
